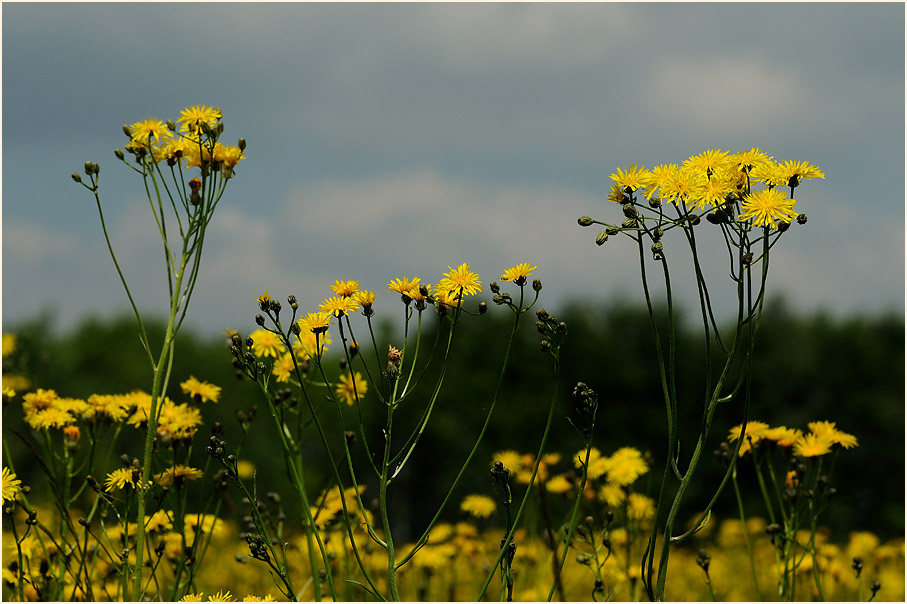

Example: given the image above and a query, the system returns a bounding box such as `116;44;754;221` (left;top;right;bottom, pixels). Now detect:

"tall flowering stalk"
578;149;823;601
225;263;551;601
73;105;244;600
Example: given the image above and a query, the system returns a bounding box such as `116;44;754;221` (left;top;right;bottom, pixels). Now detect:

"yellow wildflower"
335;371;367;406
180;376;221;403
2;467;22;504
460;494;497;518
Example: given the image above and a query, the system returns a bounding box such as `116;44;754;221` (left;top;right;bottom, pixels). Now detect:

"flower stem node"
578;216;594;227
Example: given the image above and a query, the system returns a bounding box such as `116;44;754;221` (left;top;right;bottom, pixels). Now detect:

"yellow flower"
319;295;360;318
642;163;679;199
738;188;799;229
808;420;858;449
298;312;332;335
236;460;256;480
179;594;204;602
242;596;276;602
180;376;221;403
437;263;482;298
602;447;649;486
335;371;367;406
794;432;834;458
627;493;655;523
272;353;296;383
207;590;235;602
684;149;732;178
178;105;222;134
761;426;803;448
27;407;76;431
2;334;16;358
731;147;773;174
774;159;825;187
610;164;651;192
660;166;706;206
330;279;360;297
104;468;141;492
460;494;497;518
354;289;376;310
129;118;172;143
598;483;625;507
2;467;22;504
248;329;285;358
388;275;421;295
155;465;204;487
575;447;608;480
500;263;538;284
728;420;770;456
545;474;573;495
254;290;271;307
86;393;133;423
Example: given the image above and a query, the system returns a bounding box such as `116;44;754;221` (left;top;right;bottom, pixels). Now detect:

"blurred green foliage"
3;298;903;543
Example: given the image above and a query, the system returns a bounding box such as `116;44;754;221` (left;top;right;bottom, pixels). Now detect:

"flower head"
500;263;538;285
330;279;360;297
248;329;285;358
460;494;496;518
2;334;16;358
794;432;834;458
2;467;22;504
388;275;421;295
335;371;368;406
155;465;204;488
129;118;172;144
738;188;799;229
610;164;651;192
319;295;360;318
602;447;648;486
104;467;142;492
437;263;482;299
178;105;222;134
180;376;221;403
683;149;732;178
298;312;332;335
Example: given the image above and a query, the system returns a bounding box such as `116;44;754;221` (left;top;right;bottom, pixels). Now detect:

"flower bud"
287;295;298;310
606;226;619;236
84;161;94;175
255;314;265;326
621;218;637;229
797;214;807;225
622;204;638;219
122;125;132;138
648;197;662;208
596;232;609;246
777;220;791;233
577;216;594;227
532;279;542;292
114;149;125;161
71;173;82;183
238;138;247;151
478;301;487;314
489;281;500;294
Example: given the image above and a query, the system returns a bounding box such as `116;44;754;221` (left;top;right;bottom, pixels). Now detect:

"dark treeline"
4;299;903;542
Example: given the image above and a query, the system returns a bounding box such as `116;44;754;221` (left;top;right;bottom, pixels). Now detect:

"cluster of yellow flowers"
609;148;824;229
123;105;245;178
728;419;858;457
248;262;538;400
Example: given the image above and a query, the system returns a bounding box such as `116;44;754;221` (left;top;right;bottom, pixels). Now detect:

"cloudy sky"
2;2;904;336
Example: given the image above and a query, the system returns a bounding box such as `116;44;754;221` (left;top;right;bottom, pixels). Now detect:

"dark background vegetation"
3;298;904;544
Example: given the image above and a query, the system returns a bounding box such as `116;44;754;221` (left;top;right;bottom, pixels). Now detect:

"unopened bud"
122;125;132;138
606;226;619;236
478;302;487;314
797;214;807;225
532;279;542;292
622;218;637;229
114;149;125;161
577;216;594;227
166;120;176;131
596;232;609;246
238;138;246;151
622;204;638;219
71;173;82;183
